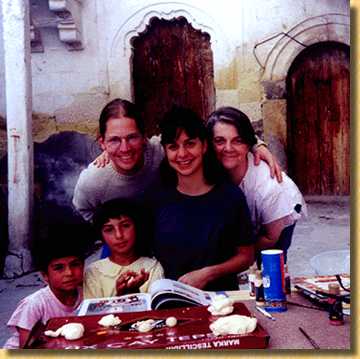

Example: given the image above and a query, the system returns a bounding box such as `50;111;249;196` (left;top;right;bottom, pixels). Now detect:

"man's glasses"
104;133;142;150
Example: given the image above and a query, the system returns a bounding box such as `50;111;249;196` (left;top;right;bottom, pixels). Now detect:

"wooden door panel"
287;42;349;195
132;17;215;136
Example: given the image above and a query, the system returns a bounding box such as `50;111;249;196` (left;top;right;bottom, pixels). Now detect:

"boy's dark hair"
98;98;145;138
93;198;151;257
32;220;92;273
206;106;257;148
159;105;226;186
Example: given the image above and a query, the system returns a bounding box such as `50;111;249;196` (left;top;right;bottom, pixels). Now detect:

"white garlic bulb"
165;316;177;327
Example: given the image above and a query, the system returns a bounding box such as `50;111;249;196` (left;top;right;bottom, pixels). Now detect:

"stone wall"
0;0;350;166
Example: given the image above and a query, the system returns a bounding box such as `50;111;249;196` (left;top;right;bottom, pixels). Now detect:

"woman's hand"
253;145;283;182
93;151;110;168
178;267;212;289
116;269;149;295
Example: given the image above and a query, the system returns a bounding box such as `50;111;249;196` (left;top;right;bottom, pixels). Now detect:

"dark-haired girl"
148;106;255;291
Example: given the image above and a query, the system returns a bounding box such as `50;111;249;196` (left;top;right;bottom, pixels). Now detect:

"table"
233;292;351;349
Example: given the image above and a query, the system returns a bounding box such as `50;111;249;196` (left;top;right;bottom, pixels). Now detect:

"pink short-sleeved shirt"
3;286;82;349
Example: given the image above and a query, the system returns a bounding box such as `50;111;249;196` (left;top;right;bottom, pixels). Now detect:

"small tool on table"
256;306;276;321
298;326;320;349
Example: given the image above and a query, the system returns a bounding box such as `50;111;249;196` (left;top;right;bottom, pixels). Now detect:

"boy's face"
101;216;136;258
42;256;84;293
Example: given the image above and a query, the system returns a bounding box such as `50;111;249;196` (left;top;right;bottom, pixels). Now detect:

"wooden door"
286;42;350;195
132;17;215;136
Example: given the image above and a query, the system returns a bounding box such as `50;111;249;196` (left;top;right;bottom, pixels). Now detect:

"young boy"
3;222;90;349
84;198;164;299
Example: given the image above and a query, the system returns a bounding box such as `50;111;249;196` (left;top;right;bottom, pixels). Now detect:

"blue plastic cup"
261;249;287;312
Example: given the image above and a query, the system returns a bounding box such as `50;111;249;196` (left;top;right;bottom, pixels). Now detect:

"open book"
78;279;226;316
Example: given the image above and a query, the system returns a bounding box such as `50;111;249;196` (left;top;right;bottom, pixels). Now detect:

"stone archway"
262;14;350;82
260;14;350;172
107;3;230;101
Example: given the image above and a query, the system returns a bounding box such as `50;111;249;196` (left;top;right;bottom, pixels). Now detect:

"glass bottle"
255;269;265;306
328;283;344;326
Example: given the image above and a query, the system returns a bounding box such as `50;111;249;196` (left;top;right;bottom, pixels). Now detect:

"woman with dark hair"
207;106;307;264
148;106;255;291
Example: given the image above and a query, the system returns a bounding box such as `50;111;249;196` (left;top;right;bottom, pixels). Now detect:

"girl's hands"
93;151;110;168
116;269;150;295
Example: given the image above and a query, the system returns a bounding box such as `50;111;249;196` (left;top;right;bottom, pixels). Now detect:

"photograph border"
0;0;356;357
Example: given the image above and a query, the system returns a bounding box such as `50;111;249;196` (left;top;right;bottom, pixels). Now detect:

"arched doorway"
131;17;215;136
286;42;350;195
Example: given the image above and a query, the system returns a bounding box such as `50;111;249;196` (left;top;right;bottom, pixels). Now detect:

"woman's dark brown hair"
159;105;226;186
206;106;257;147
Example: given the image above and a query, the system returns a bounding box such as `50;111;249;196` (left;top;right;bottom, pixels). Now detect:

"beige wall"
0;0;350;164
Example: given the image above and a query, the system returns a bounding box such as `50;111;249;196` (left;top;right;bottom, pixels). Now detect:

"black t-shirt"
148;181;254;291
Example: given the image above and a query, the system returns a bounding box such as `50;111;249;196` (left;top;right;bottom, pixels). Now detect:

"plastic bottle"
248;265;256;297
255;270;265;306
328;283;344;326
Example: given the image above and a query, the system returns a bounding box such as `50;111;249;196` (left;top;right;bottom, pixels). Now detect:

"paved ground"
287;196;350;276
0;197;350;347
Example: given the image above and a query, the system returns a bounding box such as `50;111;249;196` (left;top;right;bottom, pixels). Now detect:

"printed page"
77;293;151;316
149;279;221;305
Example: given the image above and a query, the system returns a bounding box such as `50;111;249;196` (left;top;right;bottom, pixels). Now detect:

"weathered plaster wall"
0;4;5;118
0;0;109;155
0;0;350;164
29;0;109;141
